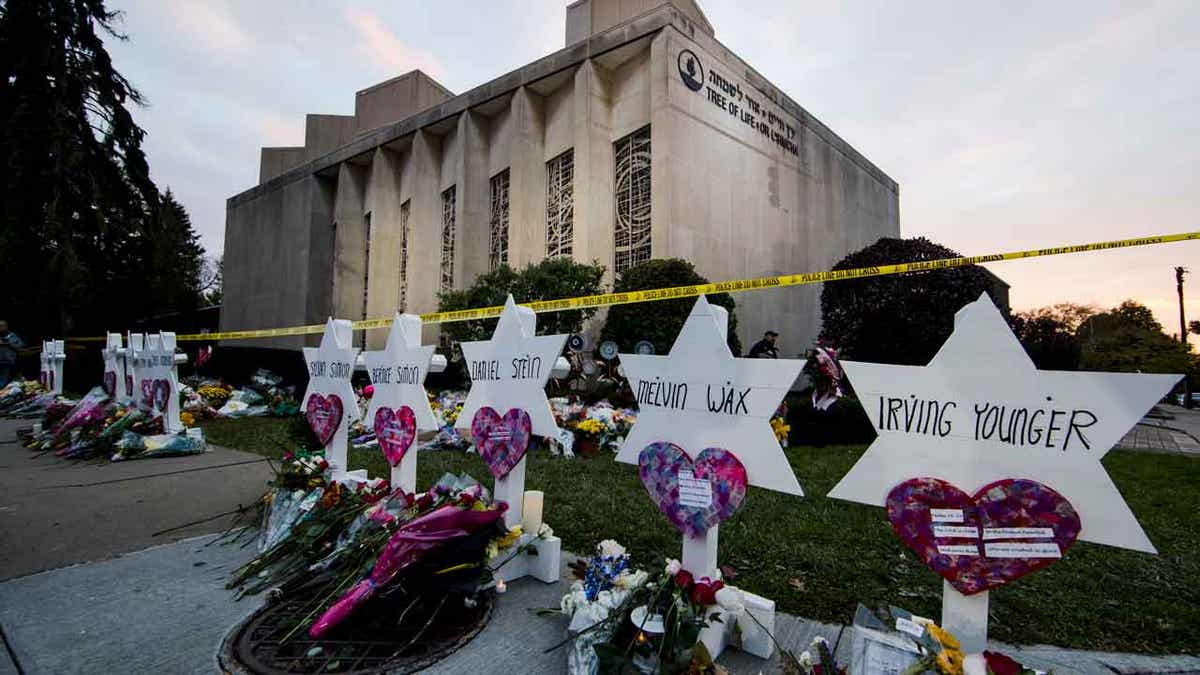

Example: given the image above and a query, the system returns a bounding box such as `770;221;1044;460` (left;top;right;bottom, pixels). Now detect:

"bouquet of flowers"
784;635;846;675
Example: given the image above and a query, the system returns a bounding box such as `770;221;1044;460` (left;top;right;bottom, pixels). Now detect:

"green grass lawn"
200;416;1200;653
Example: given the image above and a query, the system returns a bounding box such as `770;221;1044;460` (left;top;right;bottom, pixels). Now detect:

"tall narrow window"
614;126;651;274
440;186;457;292
398;200;410;311
489;170;510;270
545;149;574;259
361;212;372;347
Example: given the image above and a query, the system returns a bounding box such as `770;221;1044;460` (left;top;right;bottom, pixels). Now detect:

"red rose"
459;493;477;507
691;581;718;606
416;493;434;510
674;570;694;589
711;580;725;593
983;651;1022;675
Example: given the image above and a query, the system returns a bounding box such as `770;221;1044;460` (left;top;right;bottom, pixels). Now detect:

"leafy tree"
600;259;742;356
138;190;205;319
201;255;223;306
1011;303;1096;370
1077;300;1190;374
0;0;205;339
438;257;605;344
819;238;1000;365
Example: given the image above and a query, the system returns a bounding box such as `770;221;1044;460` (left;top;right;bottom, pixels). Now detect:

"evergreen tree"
140;189;204;320
0;0;164;337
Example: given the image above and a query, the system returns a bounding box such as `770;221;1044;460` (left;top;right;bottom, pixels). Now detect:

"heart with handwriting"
638;442;748;537
374;406;417;466
471;407;532;479
306;394;344;446
886;477;1082;595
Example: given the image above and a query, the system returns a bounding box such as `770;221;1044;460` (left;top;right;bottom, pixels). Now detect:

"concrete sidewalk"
0;417;273;580
3;534;1198;674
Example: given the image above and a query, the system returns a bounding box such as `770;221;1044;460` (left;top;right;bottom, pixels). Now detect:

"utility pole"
1176;266;1191;409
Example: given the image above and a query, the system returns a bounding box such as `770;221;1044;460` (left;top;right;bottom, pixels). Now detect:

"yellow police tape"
61;230;1200;343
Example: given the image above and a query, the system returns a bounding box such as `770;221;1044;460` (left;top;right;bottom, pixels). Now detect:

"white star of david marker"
614;296;806;495
828;293;1180;553
455;295;567;438
362;314;438;432
302;319;360;414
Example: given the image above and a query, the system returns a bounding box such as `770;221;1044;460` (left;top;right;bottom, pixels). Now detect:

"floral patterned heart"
886;477;1082;595
153;379;171;412
306;394;344;446
471;407;532;479
374;406;417;466
140;380;155;407
103;371;117;397
638;442;748;537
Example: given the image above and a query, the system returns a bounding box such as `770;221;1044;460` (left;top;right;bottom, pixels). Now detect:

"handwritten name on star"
872;394;1099;451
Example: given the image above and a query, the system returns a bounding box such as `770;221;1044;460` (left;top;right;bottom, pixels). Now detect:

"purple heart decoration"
306;394;344;446
140;380;155;407
886;477;1082;595
153;379;171;412
103;371;117;397
637;442;749;537
375;406;417;466
471;407;532;478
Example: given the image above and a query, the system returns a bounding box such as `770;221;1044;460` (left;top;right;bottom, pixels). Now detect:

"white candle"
521;490;544;533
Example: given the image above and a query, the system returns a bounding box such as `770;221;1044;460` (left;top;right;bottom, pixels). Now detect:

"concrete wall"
220;173;334;349
566;0;713;45
305;115;357;161
658;28;899;353
355;71;454;137
224;4;900;356
259;147;306;183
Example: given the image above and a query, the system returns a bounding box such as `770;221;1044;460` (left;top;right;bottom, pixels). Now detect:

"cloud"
343;8;446;81
156;0;251;56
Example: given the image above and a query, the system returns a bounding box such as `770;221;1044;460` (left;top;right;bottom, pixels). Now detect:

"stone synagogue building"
221;0;899;352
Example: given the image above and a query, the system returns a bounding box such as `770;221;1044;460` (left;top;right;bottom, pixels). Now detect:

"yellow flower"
935;648;964;674
180;411;195;427
927;624;961;652
493;525;523;552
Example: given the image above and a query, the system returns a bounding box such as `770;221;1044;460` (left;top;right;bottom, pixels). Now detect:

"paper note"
984;542;1062;558
982;527;1055;540
930;508;964;522
894;617;925;639
936;544;980;557
933;525;979;539
677;469;713;508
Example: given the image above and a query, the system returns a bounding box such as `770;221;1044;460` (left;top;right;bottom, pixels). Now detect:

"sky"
106;0;1200;337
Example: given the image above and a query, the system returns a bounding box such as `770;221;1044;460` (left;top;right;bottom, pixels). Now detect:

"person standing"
748;330;779;359
0;320;25;386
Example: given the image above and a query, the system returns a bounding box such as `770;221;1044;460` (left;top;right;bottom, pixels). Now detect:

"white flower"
714;586;745;614
538;523;554;538
811;636;829;651
614;569;649;590
597;539;626;559
665;558;682;576
798;651;813;668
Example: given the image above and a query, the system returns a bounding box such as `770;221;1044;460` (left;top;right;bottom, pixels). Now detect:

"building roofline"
229;4;895;208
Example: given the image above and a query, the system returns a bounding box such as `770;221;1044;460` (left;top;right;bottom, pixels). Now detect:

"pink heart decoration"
306;394;344;446
638;442;748;537
153;379;171;412
125;375;133;397
140;380;155;407
103;371;117;397
374;406;417;466
886;477;1082;595
471;407;532;478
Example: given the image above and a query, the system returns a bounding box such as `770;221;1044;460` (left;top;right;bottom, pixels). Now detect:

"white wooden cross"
102;333;134;406
126;332;149;411
39;340;65;395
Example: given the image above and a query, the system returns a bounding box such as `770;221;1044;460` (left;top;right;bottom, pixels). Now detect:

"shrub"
437;258;606;343
820;237;1000;365
600;259;742;355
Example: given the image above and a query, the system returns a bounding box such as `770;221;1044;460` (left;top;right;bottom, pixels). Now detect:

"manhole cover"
219;586;494;674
